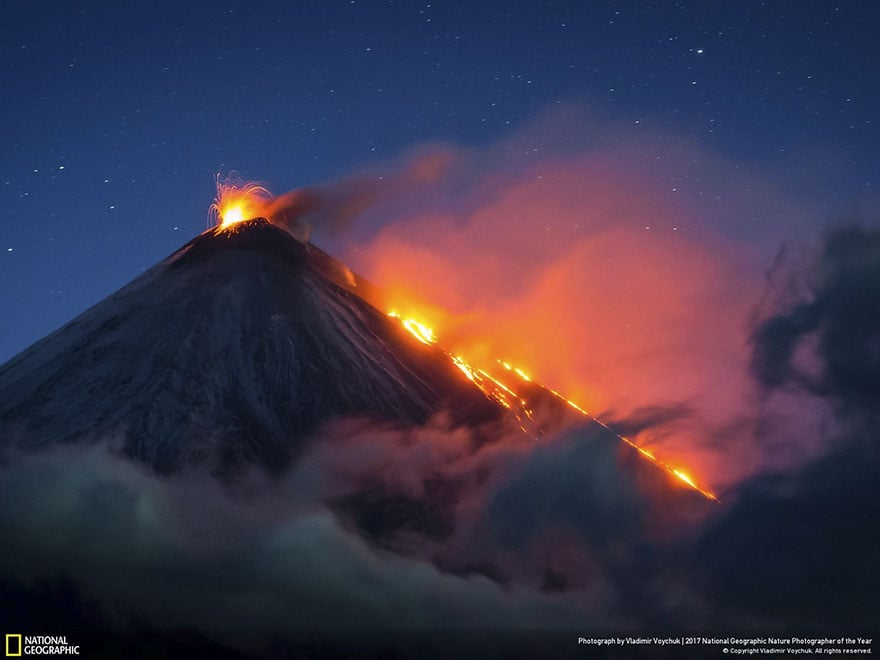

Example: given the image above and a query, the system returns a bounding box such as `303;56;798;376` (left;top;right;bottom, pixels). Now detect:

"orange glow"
349;143;772;495
210;173;272;229
388;311;437;345
385;309;719;502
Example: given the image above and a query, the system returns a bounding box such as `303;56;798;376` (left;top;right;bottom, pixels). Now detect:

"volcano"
0;219;501;474
0;217;718;506
0;217;726;655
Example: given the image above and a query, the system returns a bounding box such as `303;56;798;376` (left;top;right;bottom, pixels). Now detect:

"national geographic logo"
5;635;79;656
4;636;20;657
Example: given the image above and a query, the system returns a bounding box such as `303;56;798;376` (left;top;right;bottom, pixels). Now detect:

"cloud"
0;405;723;652
751;224;880;415
0;444;600;650
693;446;880;631
693;222;880;630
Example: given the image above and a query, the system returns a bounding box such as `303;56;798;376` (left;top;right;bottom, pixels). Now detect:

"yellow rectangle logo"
5;634;22;657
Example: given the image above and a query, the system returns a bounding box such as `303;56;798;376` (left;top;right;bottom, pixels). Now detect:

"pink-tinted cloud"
341;110;825;491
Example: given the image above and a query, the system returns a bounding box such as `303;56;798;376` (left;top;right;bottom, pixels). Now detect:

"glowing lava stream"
388;311;719;502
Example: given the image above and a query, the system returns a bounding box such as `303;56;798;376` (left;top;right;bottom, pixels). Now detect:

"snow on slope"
0;220;500;473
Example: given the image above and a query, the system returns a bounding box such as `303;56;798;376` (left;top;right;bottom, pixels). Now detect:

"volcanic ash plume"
211;152;455;241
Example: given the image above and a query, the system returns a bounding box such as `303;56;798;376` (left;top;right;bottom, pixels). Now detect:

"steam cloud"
0;422;675;652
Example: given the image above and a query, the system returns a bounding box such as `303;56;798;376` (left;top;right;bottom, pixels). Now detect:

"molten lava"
388;311;719;502
210;174;272;229
388;311;436;346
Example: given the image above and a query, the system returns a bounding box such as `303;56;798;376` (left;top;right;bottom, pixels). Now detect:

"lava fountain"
209;173;273;229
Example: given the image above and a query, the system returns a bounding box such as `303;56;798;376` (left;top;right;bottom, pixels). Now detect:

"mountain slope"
0;220;500;473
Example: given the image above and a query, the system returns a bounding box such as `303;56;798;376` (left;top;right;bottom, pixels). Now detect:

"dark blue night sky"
1;0;878;362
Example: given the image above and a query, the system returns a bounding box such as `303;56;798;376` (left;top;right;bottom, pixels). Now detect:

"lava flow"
388;311;719;502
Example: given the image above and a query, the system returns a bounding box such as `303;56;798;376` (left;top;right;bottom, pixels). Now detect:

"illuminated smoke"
210;151;456;242
342;112;821;492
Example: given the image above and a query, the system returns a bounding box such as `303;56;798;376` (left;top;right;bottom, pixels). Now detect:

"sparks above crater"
209;173;272;229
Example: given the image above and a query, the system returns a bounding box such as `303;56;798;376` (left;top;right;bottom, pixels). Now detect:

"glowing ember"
210;173;272;229
387;309;719;501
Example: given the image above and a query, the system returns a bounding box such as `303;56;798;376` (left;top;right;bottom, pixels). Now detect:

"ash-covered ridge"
0;219;499;473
